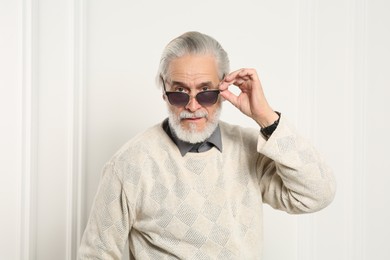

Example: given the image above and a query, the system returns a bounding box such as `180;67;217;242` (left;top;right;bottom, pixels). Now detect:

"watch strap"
260;111;281;139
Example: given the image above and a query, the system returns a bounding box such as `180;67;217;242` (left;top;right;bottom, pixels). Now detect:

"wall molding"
345;0;367;259
19;0;87;258
296;0;319;139
20;0;37;259
65;0;86;259
296;0;319;259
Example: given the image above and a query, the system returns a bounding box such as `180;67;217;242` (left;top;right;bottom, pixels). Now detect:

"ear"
162;94;167;101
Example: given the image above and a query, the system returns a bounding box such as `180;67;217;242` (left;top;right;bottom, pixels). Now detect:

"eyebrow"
170;81;215;89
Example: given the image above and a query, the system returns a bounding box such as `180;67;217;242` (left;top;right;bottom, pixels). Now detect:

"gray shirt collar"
162;118;222;157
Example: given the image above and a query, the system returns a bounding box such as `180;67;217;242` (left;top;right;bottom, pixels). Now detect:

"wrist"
260;111;281;139
255;111;280;128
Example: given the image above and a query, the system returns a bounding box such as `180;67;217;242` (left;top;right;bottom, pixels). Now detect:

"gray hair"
156;31;230;88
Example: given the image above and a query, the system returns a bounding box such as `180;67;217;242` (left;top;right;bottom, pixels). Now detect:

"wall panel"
0;1;24;259
365;0;390;259
1;0;86;259
296;0;320;259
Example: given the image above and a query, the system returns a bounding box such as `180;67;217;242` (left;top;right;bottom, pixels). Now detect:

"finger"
219;88;239;107
218;76;248;92
224;68;258;85
239;69;261;87
219;72;246;92
218;80;230;91
219;68;262;94
223;69;245;83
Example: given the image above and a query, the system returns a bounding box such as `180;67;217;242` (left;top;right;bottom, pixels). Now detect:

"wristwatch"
260;111;281;139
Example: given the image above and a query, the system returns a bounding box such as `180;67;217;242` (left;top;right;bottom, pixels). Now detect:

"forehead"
167;54;219;84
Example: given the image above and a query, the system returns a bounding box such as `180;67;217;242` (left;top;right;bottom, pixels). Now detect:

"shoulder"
107;122;174;173
219;120;259;143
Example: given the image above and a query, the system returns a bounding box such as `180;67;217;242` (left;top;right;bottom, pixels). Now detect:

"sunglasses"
161;77;221;107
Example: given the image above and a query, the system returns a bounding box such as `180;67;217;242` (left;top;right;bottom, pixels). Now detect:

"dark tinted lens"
167;92;189;107
196;90;220;106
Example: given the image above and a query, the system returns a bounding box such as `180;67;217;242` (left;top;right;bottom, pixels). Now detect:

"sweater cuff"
256;116;297;156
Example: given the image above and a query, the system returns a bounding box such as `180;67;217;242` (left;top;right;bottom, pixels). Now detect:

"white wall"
1;0;390;259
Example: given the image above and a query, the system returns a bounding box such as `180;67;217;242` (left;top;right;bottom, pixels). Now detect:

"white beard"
167;104;222;144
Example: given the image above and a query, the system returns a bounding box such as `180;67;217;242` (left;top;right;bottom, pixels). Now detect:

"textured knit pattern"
78;117;336;259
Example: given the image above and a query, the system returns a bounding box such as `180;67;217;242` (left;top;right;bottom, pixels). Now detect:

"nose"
185;95;202;112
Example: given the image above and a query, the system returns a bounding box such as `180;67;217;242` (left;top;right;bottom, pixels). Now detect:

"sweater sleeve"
256;116;336;214
78;162;132;259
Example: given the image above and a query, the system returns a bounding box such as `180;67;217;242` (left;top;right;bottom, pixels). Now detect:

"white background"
1;0;389;259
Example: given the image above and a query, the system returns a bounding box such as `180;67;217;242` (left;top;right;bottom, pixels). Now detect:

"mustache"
179;110;208;119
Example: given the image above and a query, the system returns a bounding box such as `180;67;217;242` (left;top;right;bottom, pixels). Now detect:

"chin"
167;108;221;144
175;122;214;144
181;122;206;133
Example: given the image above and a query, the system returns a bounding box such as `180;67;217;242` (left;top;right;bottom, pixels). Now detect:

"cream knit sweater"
78;117;336;259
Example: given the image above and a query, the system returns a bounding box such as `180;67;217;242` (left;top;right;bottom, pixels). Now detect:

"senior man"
78;31;336;259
